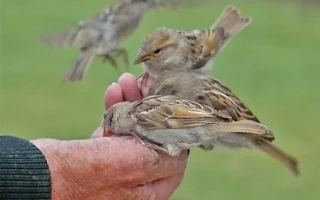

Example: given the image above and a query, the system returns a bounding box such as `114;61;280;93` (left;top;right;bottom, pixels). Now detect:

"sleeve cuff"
0;135;51;199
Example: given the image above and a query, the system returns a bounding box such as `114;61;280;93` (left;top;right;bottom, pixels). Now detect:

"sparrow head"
103;102;134;136
134;27;180;66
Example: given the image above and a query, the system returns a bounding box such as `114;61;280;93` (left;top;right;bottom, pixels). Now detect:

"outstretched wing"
42;5;110;48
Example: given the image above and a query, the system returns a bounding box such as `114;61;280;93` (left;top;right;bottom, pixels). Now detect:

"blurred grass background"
0;0;319;199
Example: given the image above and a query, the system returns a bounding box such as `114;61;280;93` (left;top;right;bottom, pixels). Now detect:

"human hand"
31;73;187;200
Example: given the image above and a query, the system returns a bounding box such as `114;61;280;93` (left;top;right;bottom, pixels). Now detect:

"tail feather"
254;138;300;176
212;5;252;35
211;5;252;55
207;120;274;139
61;47;96;83
206;120;299;176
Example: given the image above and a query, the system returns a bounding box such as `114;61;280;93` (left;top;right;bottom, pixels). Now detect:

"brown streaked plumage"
103;95;299;176
148;70;260;123
147;71;299;176
134;5;252;79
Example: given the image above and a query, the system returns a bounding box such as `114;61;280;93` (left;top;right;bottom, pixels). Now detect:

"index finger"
104;83;123;109
118;73;142;101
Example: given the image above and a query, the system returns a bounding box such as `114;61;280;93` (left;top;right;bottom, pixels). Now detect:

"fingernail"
106;83;118;94
123;72;133;76
119;73;135;81
106;83;116;91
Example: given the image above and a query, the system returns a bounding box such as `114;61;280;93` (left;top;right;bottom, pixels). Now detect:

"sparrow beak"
134;53;151;65
103;128;113;137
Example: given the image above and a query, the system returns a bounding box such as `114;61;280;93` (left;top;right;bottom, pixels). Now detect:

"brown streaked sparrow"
103;95;299;176
135;5;252;85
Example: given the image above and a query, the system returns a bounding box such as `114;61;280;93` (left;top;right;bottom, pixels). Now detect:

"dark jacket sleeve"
0;136;51;199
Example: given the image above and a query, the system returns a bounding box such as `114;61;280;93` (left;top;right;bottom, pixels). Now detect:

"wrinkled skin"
31;73;187;200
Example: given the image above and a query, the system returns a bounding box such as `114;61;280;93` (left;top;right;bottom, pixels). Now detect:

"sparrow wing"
181;5;251;70
180;26;225;70
199;76;260;123
42;27;81;48
42;5;110;48
130;95;232;130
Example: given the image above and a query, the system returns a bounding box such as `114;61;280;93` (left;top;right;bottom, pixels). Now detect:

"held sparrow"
147;70;299;175
43;0;176;83
103;95;299;176
134;5;252;84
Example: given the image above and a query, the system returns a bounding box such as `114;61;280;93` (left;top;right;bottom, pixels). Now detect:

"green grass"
1;0;319;199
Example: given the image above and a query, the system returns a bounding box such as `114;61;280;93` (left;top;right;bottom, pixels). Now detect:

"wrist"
31;139;82;200
31;138;116;200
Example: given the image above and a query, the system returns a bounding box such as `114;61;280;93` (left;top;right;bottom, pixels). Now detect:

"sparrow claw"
139;141;160;165
111;48;130;69
141;73;149;89
139;139;170;157
136;73;144;81
121;50;129;69
102;54;118;69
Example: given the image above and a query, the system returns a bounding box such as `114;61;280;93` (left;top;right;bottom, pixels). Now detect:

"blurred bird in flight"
43;0;177;83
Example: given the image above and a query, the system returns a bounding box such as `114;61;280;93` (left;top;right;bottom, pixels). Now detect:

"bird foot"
111;48;129;69
102;54;118;69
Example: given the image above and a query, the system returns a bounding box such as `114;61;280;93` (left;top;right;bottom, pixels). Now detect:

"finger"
90;137;187;187
144;151;187;184
104;83;123;109
141;170;185;200
117;143;187;187
118;73;142;101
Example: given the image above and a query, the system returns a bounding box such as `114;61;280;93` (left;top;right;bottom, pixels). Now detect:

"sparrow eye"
154;48;162;54
109;112;114;124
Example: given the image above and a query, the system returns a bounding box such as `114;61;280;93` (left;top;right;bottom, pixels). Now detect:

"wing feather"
130;95;232;130
200;76;260;122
